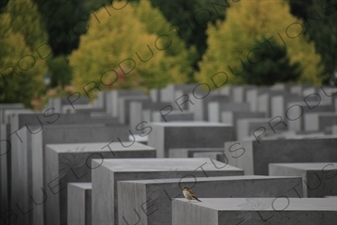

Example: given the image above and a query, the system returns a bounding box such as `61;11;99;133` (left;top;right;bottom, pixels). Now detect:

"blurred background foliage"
0;0;336;108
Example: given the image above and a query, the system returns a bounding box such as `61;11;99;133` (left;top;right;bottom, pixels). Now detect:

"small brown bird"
182;186;202;202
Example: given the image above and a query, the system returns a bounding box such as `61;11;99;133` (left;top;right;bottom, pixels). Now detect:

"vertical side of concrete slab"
44;146;60;225
172;200;218;225
118;182;146;225
92;161;114;224
68;184;85;225
148;125;164;158
11;126;29;225
0;124;10;214
31;131;44;225
225;141;254;175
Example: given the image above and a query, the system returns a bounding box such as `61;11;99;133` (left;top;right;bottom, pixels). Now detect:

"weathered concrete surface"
118;175;302;225
91;158;243;225
68;183;92;225
172;198;337;225
269;162;337;197
45;142;155;225
148;122;234;158
224;138;337;175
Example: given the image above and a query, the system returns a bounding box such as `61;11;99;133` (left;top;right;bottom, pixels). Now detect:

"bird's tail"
194;197;202;202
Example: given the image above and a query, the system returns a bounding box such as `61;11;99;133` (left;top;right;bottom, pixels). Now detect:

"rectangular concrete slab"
148;122;234;158
68;183;92;225
304;112;337;132
269;163;337;197
0;104;24;124
208;102;250;122
271;94;301;119
168;148;225;158
45;142;155;225
190;95;230;121
152;111;194;123
172;198;337;225
224;138;337;175
0;124;10;215
91;158;243;225
236;118;288;141
287;102;335;132
118;175;302;225
30;124;130;225
118;96;150;124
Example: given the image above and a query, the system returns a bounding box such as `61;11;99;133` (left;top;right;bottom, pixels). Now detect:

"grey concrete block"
148;122;234;158
168;148;225;158
304;112;337;132
0;124;10;216
246;88;269;112
287;102;335;132
208;102;250;122
108;89;145;117
236;118;287;140
290;84;312;96
190;95;230;121
118;96;150;124
68;183;92;225
91;158;243;225
258;91;289;117
224;138;337;175
269;163;337;197
193;152;221;160
10;126;31;225
129;101;173;133
271;94;301;119
30;125;130;225
332;125;337;135
160;84;197;103
45;142;155;225
152;111;194;123
221;111;265;140
232;85;255;103
172;198;337;225
0;104;24;124
118;175;302;225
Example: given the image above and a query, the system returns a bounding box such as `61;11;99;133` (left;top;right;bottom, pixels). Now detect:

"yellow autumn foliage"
70;0;194;94
196;0;323;88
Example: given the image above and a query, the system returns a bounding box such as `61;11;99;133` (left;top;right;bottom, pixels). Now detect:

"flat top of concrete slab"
325;196;337;199
118;175;300;184
46;142;155;153
174;198;337;211
237;118;271;123
270;163;337;170
129;134;148;142
4;109;33;114
239;137;337;144
306;112;337;117
68;182;92;189
93;158;243;172
150;121;231;127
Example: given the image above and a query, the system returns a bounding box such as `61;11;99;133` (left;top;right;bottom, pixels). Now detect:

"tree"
33;0;111;56
195;0;323;88
132;0;197;82
288;0;337;85
240;37;301;85
0;0;48;107
46;56;72;87
69;0;192;95
146;0;238;75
